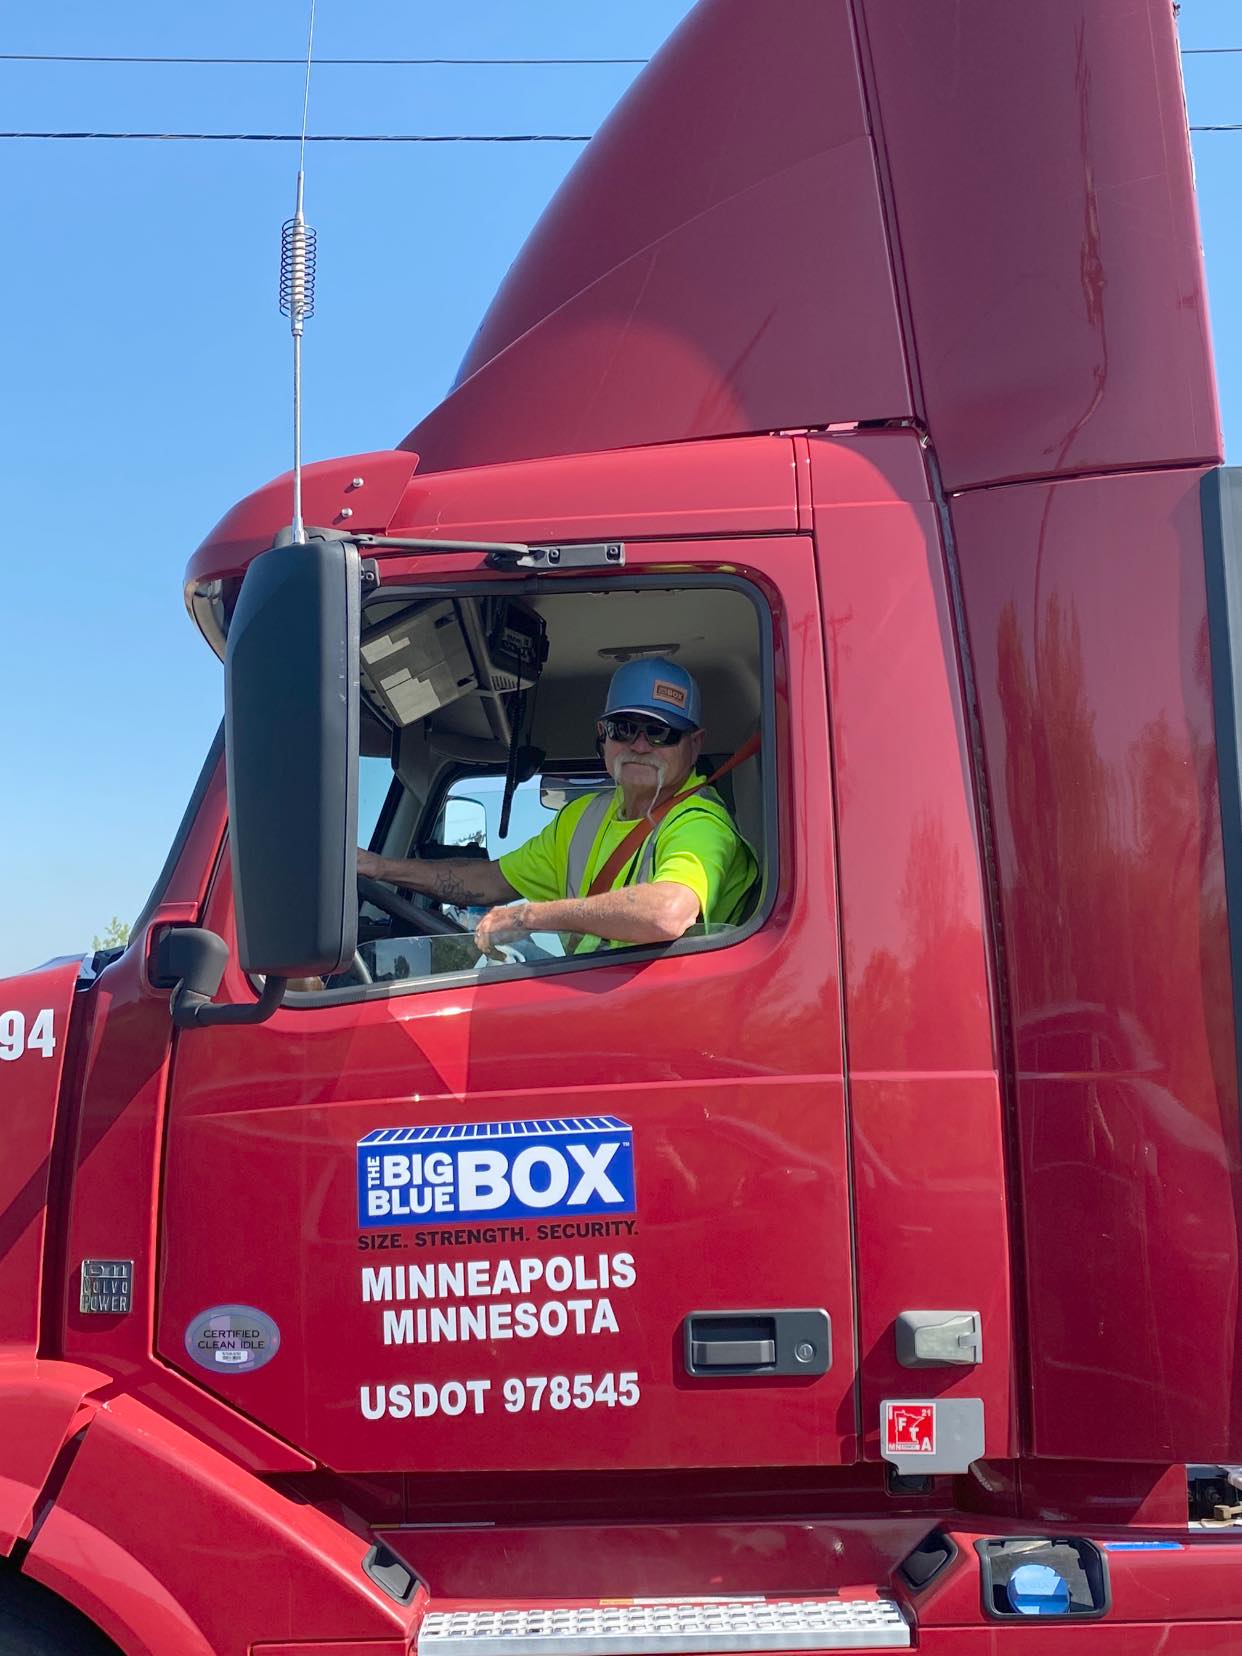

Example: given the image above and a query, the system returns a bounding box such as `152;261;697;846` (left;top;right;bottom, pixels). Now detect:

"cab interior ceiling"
360;586;762;765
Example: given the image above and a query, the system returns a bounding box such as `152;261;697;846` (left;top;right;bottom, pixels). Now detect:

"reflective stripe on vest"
635;826;659;885
567;793;715;899
565;790;615;898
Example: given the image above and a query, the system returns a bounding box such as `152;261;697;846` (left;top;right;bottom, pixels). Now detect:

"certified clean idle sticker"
184;1305;281;1374
357;1116;636;1227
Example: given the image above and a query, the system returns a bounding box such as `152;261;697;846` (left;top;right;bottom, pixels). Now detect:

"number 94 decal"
0;1009;56;1061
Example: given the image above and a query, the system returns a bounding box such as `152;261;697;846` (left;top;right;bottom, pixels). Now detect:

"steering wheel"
357;874;468;936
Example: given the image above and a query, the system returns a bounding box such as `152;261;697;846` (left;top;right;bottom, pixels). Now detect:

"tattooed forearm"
428;861;482;906
373;856;516;907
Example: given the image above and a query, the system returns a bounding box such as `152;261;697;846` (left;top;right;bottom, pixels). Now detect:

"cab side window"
301;578;771;1000
358;755;396;849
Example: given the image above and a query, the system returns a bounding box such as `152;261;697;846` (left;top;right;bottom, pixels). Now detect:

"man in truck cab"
357;657;758;958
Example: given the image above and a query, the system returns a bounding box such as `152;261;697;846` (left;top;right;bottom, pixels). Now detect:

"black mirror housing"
224;537;360;977
153;926;228;996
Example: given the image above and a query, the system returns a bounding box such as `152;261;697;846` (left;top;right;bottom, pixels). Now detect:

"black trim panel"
1201;467;1242;1136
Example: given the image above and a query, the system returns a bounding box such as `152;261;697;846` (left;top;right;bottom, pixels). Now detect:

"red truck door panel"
155;537;862;1473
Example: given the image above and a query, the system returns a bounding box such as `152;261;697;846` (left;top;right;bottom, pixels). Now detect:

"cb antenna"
279;0;319;544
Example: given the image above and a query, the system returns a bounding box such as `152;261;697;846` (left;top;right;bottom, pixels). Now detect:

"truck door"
154;536;860;1476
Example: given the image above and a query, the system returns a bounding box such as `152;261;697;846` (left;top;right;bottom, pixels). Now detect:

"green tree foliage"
92;916;131;951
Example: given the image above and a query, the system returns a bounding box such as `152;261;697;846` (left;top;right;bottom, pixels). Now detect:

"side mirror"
225;537;361;977
442;796;488;852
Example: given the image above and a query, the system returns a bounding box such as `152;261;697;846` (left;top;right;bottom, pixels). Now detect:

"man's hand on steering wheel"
357;849;386;881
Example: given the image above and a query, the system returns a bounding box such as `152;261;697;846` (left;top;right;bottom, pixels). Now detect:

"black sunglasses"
600;715;688;748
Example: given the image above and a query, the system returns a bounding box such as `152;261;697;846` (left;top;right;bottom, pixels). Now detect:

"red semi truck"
4;1;1242;1650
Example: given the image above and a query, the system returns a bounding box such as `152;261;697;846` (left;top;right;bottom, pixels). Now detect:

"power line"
4;126;1240;142
6;47;1242;65
0;52;647;67
0;131;592;142
5;47;1239;67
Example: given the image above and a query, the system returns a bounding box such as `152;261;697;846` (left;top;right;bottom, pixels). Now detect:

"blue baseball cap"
603;656;701;732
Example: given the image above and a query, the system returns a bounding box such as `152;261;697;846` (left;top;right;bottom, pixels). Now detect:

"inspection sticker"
884;1402;936;1456
357;1116;636;1228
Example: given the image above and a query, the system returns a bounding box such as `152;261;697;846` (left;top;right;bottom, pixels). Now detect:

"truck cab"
163;420;1009;1498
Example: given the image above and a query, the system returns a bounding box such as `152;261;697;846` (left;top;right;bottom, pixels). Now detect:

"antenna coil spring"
279;216;317;329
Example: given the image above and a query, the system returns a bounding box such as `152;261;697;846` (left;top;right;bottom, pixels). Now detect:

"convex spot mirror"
225;537;361;977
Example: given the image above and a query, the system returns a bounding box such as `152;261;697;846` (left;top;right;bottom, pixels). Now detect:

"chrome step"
418;1596;911;1654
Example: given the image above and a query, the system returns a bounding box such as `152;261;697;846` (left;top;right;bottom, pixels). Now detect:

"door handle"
683;1310;830;1376
690;1337;776;1368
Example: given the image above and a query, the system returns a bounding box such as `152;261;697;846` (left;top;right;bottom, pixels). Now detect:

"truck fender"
20;1391;421;1656
0;1357;109;1555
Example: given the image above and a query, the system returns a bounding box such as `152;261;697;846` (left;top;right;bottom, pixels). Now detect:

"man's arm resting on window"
475;880;700;952
358;849;517;908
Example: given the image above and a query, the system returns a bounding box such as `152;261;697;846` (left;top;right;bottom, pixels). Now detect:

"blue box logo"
357;1116;636;1228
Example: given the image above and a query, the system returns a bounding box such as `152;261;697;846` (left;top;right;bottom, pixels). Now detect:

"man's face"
598;714;703;798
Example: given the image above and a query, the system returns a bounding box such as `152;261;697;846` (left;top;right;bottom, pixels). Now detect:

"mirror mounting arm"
348;534;626;572
171;972;288;1030
354;534;530;559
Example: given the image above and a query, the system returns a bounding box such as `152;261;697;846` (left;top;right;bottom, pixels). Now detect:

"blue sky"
0;1;1239;974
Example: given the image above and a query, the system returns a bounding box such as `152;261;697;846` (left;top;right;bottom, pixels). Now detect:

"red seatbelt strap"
585;732;761;899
